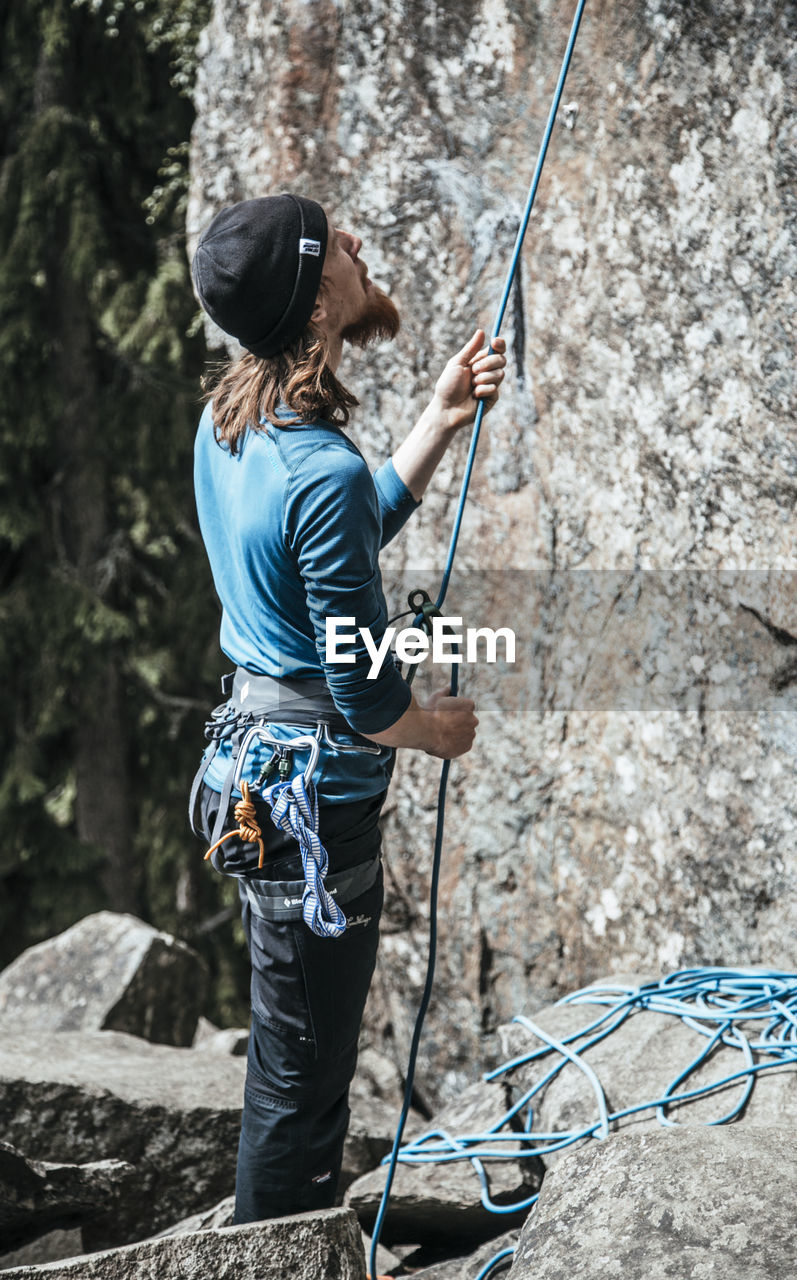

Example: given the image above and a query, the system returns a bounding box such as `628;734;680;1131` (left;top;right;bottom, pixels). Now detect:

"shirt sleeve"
373;457;421;547
284;442;412;734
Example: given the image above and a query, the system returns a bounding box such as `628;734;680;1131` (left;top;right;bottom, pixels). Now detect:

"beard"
341;285;401;349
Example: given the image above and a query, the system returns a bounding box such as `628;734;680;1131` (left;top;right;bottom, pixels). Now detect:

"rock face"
0;1209;367;1280
509;1128;797;1280
188;0;797;1104
0;913;207;1048
0;1029;245;1248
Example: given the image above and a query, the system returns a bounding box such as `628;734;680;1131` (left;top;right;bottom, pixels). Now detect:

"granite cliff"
187;0;796;1100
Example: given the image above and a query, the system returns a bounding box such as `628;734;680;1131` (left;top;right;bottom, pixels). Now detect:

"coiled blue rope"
264;773;347;938
386;968;797;1277
369;3;588;1276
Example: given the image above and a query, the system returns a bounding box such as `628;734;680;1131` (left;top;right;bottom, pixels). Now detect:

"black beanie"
191;194;328;358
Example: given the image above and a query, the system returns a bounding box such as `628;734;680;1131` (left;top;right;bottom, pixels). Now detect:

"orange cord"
204;779;265;869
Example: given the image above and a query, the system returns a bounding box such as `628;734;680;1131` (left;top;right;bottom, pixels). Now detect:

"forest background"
0;0;250;1022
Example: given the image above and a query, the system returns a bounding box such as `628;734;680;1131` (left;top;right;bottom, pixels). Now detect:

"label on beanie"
299;238;322;257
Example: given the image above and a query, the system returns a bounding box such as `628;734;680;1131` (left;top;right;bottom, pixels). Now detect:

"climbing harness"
192;668;385;939
368;2;588;1276
381;968;797;1278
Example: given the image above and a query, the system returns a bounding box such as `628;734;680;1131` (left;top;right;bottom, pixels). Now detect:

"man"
190;193;506;1223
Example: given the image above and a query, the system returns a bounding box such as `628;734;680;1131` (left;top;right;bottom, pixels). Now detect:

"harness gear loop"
203;779;266;868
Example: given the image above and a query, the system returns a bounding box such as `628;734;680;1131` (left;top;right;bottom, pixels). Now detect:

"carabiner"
234;723;322;790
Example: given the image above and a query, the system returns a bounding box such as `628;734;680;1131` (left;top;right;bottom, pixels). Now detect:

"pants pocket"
295;872;384;1061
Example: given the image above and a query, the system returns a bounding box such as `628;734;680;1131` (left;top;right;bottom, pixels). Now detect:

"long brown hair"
203;324;358;455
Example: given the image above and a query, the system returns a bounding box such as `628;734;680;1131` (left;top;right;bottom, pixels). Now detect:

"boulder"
346;1079;542;1245
0;1028;410;1251
0;1142;134;1253
344;1045;427;1191
361;1231;402;1278
192;1027;249;1056
352;1046;407;1109
151;1196;402;1275
151;1195;235;1238
509;1128;797;1280
0;1231;83;1272
495;983;797;1165
0;1208;366;1279
192;1015;220;1044
0;913;207;1047
411;1231;519;1279
0;1029;244;1249
343;1093;400;1192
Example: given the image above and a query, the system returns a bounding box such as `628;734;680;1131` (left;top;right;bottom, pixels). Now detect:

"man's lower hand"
362;687;478;757
422;686;478;759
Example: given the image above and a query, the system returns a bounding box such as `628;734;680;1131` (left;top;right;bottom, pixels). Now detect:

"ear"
311;282;328;326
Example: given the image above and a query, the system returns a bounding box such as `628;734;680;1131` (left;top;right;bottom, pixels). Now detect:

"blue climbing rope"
435;0;589;617
369;2;588;1275
367;757;450;1273
386;969;797;1277
474;1247;516;1280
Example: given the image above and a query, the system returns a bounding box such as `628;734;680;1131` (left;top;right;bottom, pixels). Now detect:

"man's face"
319;222;400;348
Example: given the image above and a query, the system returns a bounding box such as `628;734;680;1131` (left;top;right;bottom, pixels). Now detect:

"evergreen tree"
0;0;246;1019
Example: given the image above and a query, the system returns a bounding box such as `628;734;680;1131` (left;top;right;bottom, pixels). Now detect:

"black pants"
198;781;386;1221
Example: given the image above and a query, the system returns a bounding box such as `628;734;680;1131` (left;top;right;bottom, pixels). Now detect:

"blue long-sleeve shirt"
194;402;419;802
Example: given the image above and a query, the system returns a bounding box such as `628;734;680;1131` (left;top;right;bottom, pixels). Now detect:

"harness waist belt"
242;852;380;922
231;668;364;738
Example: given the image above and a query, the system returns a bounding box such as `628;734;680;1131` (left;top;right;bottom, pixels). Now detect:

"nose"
343;231;362;261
